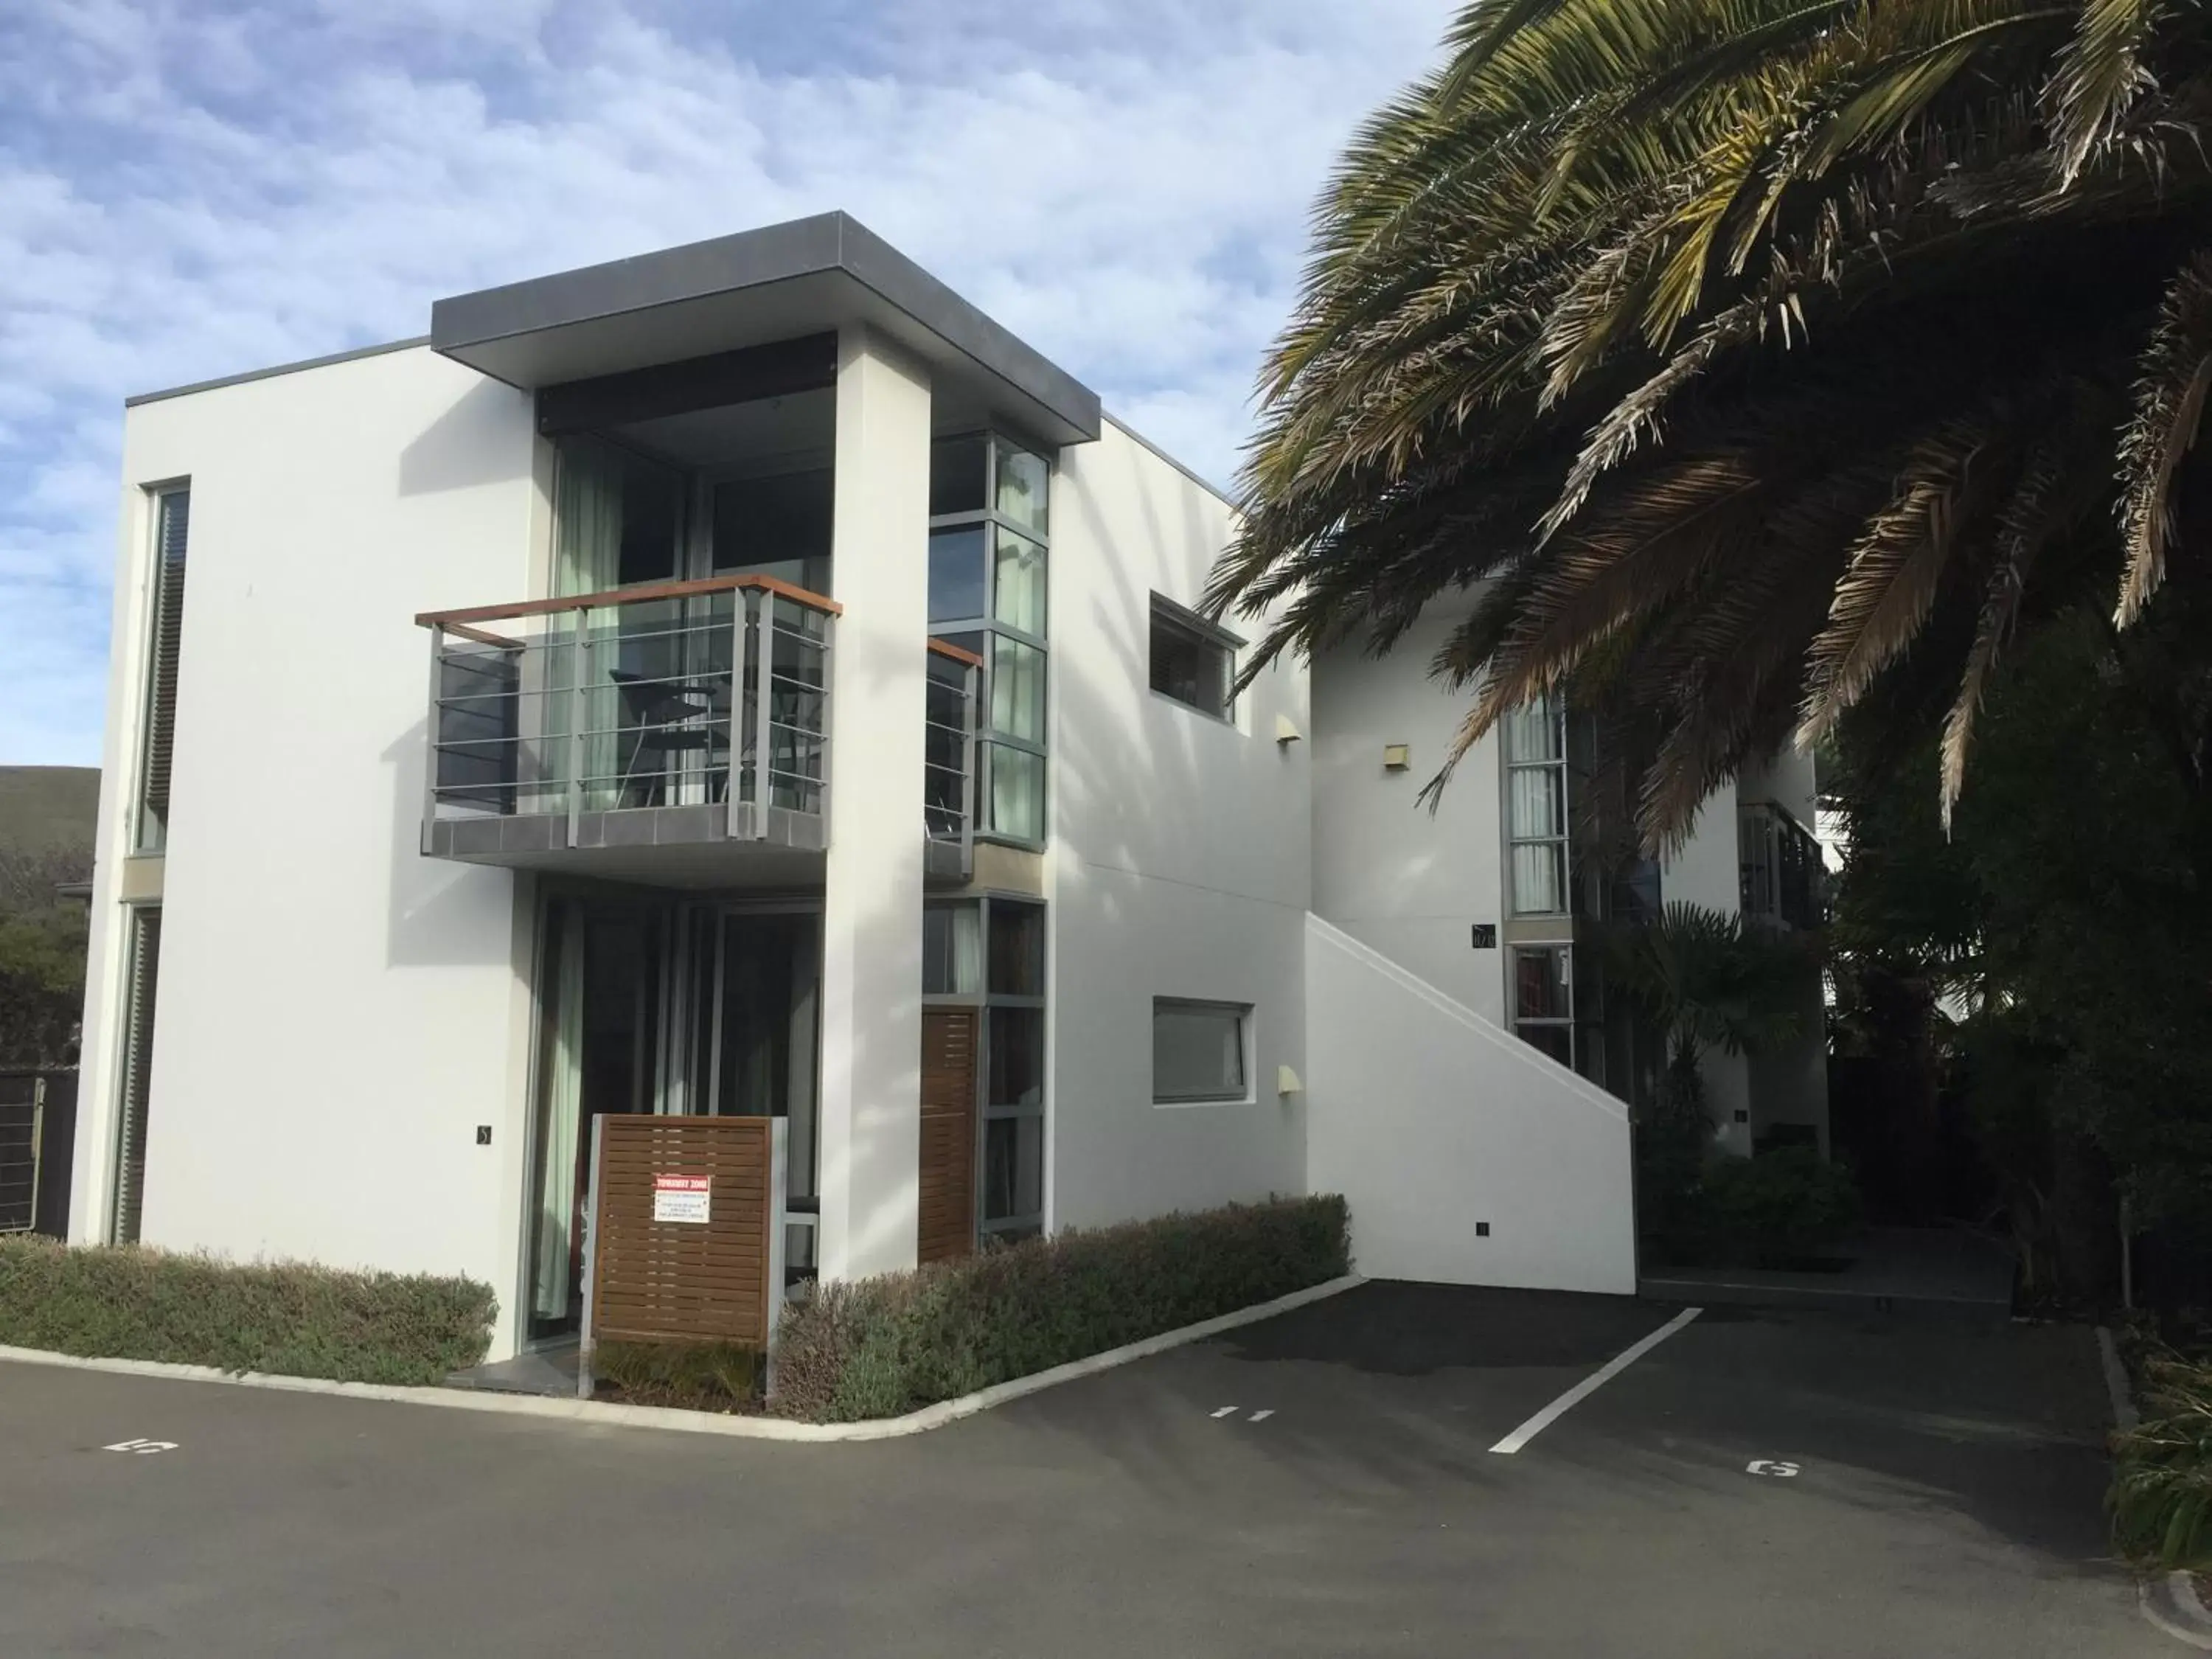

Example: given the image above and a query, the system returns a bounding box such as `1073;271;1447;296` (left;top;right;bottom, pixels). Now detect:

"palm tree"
1208;0;2212;846
1610;900;1809;1093
1605;902;1813;1250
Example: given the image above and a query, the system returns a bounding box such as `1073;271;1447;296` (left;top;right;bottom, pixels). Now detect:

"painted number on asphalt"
103;1439;177;1455
1745;1458;1800;1478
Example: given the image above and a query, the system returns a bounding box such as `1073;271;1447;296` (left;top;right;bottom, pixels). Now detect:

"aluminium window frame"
929;433;1052;851
1503;693;1571;919
1150;996;1254;1107
131;481;191;856
1508;943;1576;1070
1146;593;1243;725
921;891;1048;1239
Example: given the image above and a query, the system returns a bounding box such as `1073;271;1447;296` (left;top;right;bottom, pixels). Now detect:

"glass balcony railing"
414;574;976;874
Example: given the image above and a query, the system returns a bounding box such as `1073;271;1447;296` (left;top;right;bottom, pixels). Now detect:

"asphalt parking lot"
0;1283;2167;1658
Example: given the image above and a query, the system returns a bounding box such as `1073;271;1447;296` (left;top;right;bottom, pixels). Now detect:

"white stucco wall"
817;330;931;1281
1308;597;1507;1025
1046;420;1310;1228
1305;914;1635;1293
1658;787;1754;1152
74;344;543;1356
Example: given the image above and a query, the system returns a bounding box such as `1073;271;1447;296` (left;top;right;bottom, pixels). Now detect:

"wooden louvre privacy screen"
918;1007;979;1265
584;1115;782;1353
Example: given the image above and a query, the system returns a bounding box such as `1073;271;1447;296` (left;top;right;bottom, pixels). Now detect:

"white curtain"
554;442;626;810
532;905;587;1322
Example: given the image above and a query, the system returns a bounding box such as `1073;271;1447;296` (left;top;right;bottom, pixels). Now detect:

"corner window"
1152;998;1251;1104
1148;598;1237;720
928;434;1051;846
1505;695;1568;916
134;487;190;854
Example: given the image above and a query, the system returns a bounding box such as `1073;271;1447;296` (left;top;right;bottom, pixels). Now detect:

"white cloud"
0;0;1451;762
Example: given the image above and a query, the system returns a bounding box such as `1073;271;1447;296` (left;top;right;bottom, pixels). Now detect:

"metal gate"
0;1068;76;1238
0;1074;46;1233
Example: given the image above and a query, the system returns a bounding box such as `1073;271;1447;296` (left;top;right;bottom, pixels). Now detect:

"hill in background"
0;767;100;855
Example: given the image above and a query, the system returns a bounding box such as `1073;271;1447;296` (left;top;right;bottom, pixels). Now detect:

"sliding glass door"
523;892;821;1342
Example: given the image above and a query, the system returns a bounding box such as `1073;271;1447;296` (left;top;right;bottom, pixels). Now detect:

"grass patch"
0;1235;496;1385
771;1194;1350;1424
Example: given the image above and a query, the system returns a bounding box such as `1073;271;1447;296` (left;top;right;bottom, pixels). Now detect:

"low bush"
591;1338;763;1413
771;1194;1350;1423
1700;1147;1865;1267
0;1236;496;1385
2112;1356;2212;1569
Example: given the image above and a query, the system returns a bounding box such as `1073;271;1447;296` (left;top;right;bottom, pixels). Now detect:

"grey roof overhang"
430;212;1101;448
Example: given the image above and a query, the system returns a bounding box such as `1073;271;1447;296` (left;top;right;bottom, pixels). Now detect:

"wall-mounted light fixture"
1382;743;1411;771
1275;714;1303;745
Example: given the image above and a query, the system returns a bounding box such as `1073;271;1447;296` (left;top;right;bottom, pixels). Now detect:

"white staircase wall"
1305;914;1637;1295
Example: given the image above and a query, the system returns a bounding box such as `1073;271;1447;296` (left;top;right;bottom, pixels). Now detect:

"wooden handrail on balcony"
927;637;984;668
414;571;844;630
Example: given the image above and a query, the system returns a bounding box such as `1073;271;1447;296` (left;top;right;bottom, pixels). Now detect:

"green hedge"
0;1237;497;1385
771;1194;1350;1423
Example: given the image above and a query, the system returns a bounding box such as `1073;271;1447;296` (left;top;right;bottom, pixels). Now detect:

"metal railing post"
728;590;752;838
568;605;592;849
815;612;832;831
422;625;445;853
751;594;774;840
960;658;978;874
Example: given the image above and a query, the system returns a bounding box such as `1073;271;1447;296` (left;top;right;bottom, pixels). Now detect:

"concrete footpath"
0;1282;2171;1658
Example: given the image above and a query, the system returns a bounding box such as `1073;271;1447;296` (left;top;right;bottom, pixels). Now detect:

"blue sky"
0;0;1452;766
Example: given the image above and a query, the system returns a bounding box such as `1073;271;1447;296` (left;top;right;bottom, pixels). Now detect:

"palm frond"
2116;249;2212;627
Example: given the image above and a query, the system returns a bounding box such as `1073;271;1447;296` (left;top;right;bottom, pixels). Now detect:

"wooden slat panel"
917;1009;977;1265
588;1116;773;1349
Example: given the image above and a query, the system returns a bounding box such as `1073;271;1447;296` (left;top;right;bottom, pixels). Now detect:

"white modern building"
71;214;1825;1362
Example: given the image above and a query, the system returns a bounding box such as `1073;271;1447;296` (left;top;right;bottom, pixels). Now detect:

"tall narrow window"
1505;695;1568;916
928;435;1050;845
922;894;1047;1242
135;489;189;853
111;907;162;1244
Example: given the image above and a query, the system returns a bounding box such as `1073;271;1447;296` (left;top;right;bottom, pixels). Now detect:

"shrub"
2112;1357;2212;1569
771;1194;1350;1423
1700;1147;1863;1267
591;1339;763;1412
0;1236;496;1385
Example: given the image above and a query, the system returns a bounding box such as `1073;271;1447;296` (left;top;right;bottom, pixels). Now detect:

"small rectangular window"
922;901;982;996
1511;945;1574;1070
928;525;987;624
1149;598;1235;720
1152;998;1250;1104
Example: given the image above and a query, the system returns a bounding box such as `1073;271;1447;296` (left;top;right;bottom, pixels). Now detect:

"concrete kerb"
0;1273;1365;1443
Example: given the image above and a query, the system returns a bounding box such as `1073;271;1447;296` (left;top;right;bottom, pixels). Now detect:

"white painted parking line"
1211;1406;1239;1419
1488;1307;1703;1455
1248;1410;1274;1423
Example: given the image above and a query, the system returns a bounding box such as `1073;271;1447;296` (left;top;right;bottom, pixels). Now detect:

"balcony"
1739;802;1824;931
417;575;975;887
